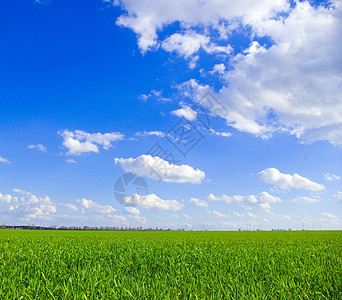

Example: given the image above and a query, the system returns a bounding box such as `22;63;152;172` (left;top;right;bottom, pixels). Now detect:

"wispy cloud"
291;197;320;203
0;155;10;164
28;144;47;152
65;159;77;164
321;212;337;219
135;131;165;137
139;90;171;102
324;173;340;181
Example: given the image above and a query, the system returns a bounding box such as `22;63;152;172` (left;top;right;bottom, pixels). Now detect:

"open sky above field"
0;0;341;230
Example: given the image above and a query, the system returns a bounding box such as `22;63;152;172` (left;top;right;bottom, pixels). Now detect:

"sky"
0;0;341;230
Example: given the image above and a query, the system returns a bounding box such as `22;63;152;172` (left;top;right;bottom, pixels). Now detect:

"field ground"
0;230;341;299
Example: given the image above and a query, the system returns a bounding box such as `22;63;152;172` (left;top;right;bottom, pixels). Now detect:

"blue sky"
0;0;341;230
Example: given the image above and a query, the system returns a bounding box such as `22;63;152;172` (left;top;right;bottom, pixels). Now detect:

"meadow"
0;230;341;299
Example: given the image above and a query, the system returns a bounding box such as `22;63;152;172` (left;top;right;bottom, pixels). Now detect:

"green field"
0;230;341;299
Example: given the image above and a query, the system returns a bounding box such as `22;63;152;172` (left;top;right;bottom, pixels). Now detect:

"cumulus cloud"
291;196;320;203
0;193;13;203
207;191;281;212
162;31;209;58
161;31;231;65
9;189;56;221
114;0;342;145
192;3;342;144
123;193;183;211
0;155;10;164
171;106;197;121
27;144;47;152
257;168;325;191
115;155;205;183
59;130;124;155
77;198;117;214
324;173;341;181
210;63;226;75
124;206;140;215
113;0;289;52
189;197;208;208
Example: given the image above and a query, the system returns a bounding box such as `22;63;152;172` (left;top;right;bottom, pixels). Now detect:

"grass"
0;230;341;299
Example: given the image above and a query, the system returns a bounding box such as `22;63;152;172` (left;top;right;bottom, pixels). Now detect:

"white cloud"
61;203;79;211
192;3;342;144
123;193;183;211
161;31;231;64
257;168;325;191
27;144;47;152
66;159;77;164
135;131;165;137
324;173;341;181
12;188;31;196
139;90;171;102
115;0;342;145
9;189;56;221
210;63;226;75
334;191;342;201
162;31;209;58
207;191;281;211
0;155;10;164
247;212;257;219
109;214;127;223
77;198;117;214
183;214;192;219
321;212;337;219
212;210;226;218
115;154;205;184
0;193;13;203
128;214;146;223
234;211;241;217
124;206;140;215
209;129;232;138
188;55;199;69
291;196;320;203
189;197;208;208
171;106;197;121
114;0;289;52
59;130;124;155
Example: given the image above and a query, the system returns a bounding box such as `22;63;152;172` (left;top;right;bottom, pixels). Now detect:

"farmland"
0;230;341;299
